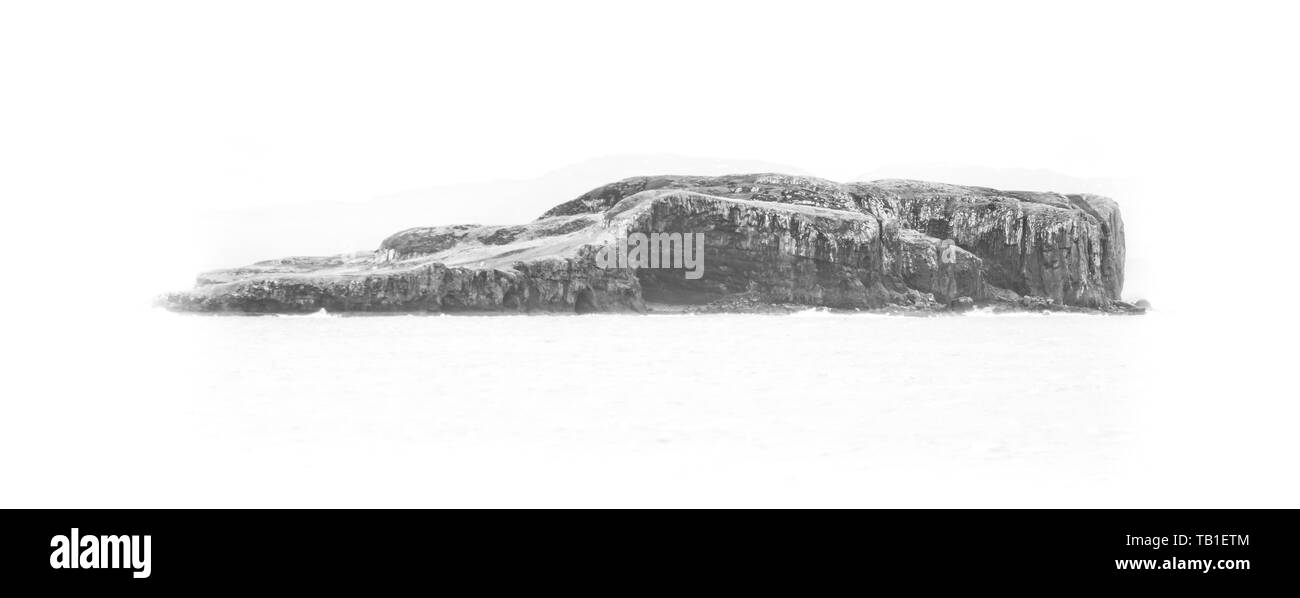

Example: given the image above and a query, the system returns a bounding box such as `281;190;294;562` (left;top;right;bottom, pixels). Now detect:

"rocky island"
162;174;1143;315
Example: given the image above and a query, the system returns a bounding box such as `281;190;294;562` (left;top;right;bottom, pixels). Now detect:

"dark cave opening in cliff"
636;270;721;306
574;289;597;314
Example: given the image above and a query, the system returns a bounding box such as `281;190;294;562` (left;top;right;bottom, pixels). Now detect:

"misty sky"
6;1;1283;207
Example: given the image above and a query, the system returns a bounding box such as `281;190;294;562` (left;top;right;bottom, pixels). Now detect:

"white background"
1;1;1297;506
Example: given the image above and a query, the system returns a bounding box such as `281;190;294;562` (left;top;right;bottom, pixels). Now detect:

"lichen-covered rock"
541;173;859;217
162;173;1129;314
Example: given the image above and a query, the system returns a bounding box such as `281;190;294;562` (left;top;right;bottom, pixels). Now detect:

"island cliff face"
163;174;1138;314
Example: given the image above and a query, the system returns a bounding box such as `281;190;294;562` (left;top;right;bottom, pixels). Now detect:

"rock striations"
162;174;1141;314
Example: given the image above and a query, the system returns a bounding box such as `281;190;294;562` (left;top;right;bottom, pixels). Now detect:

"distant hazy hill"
853;163;1125;196
193;154;808;270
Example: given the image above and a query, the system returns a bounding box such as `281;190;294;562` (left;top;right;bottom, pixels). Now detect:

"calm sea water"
4;308;1291;507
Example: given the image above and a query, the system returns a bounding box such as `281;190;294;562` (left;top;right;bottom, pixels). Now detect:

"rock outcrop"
162;174;1133;314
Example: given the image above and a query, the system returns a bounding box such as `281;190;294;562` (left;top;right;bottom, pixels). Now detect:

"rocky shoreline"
675;291;1147;316
162;174;1145;315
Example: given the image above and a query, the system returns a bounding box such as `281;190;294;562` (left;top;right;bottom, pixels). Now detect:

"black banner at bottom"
1;509;1293;590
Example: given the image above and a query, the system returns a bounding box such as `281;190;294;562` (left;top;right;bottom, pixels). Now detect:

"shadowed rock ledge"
161;174;1141;314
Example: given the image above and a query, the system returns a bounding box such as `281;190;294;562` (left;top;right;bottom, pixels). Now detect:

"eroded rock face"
165;251;645;314
892;231;985;304
622;191;893;309
162;174;1128;314
848;180;1123;307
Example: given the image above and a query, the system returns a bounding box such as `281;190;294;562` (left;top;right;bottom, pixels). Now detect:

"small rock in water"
1018;295;1059;312
948;296;976;313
